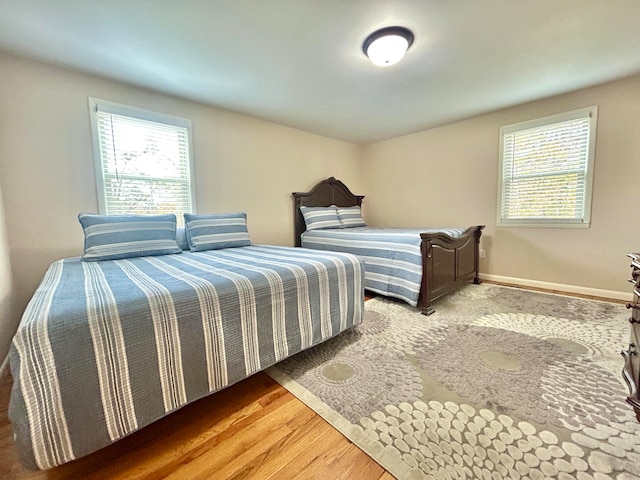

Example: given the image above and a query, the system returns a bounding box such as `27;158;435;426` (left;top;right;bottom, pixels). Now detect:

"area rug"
267;284;640;480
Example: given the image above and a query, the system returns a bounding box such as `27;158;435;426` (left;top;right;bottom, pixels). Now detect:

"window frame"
496;106;598;228
88;97;197;218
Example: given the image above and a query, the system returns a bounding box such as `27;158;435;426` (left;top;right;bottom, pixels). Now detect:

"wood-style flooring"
0;372;393;479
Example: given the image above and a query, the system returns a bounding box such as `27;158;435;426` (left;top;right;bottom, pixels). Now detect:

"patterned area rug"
267;284;640;480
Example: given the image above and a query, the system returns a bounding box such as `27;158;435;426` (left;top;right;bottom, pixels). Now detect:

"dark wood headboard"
292;177;365;246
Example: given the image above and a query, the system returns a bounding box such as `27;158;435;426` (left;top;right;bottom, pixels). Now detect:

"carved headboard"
292;177;365;247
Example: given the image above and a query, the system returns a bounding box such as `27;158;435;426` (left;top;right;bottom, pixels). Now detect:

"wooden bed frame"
293;177;484;315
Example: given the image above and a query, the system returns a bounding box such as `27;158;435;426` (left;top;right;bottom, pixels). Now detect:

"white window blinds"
90;99;195;223
498;106;597;227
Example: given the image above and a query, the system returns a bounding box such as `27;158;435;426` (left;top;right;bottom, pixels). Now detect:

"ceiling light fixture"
362;26;414;67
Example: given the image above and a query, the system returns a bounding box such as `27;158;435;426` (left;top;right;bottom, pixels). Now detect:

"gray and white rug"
267;284;640;480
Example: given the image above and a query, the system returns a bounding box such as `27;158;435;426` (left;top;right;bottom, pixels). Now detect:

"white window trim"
88;97;197;215
496;106;598;228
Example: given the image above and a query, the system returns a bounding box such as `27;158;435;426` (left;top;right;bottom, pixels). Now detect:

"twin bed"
9;177;482;470
294;177;484;315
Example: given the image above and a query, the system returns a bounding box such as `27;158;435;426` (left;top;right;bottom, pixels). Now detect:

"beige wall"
363;74;640;296
0;53;364;363
0;181;13;370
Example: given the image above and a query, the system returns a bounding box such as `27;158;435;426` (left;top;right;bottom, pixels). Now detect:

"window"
89;98;196;223
497;106;597;228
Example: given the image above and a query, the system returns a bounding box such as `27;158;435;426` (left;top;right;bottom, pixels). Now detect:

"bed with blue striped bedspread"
301;227;466;307
9;245;364;470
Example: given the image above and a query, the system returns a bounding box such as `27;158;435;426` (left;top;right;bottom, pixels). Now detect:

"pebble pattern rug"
267;284;640;480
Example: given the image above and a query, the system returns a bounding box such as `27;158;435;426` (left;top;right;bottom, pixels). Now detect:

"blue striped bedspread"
301;227;466;307
9;245;364;470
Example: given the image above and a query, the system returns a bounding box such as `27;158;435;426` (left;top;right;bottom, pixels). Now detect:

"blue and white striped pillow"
184;212;252;251
337;206;367;228
78;213;182;261
176;226;189;250
300;206;342;231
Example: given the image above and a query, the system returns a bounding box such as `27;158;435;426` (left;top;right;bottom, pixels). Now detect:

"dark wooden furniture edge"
621;347;640;421
292;177;484;314
628;397;640;423
624;252;640;422
419;225;484;315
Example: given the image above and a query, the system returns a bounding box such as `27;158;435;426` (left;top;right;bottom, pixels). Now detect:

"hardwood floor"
0;372;391;479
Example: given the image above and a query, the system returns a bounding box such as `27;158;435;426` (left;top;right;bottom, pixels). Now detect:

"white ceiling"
1;1;639;144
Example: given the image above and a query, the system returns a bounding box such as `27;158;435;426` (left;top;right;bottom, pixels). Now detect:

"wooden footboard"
419;226;484;315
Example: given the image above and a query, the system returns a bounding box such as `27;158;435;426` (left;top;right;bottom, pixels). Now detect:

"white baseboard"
480;274;631;302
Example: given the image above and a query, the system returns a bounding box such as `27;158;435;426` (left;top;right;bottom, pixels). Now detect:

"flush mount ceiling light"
362;26;414;67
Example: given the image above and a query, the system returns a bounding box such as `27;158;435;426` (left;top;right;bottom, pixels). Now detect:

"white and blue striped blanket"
301;227;466;307
9;245;364;470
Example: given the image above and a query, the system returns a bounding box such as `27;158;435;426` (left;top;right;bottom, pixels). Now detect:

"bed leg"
422;305;435;316
473;277;482;285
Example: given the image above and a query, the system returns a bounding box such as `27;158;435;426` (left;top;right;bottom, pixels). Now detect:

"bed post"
473;226;484;285
420;238;435;316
